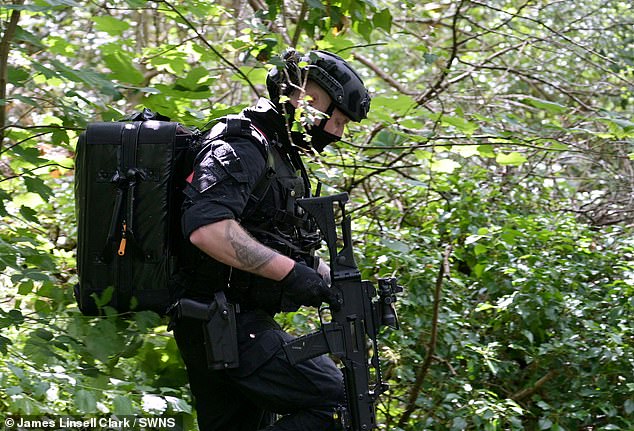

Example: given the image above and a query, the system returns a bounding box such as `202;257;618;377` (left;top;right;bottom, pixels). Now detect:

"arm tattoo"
225;222;277;271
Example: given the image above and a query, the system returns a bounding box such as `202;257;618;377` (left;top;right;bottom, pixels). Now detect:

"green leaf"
92;286;114;308
476;302;495;312
24;176;54;200
381;238;411;253
9;395;37;414
45;35;76;57
8;309;25;325
176;66;216;91
373;8;392;32
370;95;416;117
165;396;193;414
608;118;634;132
17;280;34;295
599;117;634;138
0;189;10;216
423;53;438;64
33;328;54;341
0;335;11;354
520;96;568;114
354;20;374;42
315;33;355;53
306;0;326;10
451;417;468;430
92;16;131;36
134;311;161;331
8;66;31;84
496;152;527;166
538;417;553;430
14;27;45;47
74;389;97;412
440;114;478;135
485;358;498;374
0;3;50;11
231;67;268;87
19;205;39;223
477;144;496;158
45;0;81;6
103;51;145;85
44;59;119;95
51;128;70;145
113;395;135;415
431;158;461;173
474;243;487;256
11;146;47;165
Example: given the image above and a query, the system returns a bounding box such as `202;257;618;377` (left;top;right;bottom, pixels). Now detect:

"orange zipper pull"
118;222;127;256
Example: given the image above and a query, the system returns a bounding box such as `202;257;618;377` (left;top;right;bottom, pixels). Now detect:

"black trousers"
173;310;345;431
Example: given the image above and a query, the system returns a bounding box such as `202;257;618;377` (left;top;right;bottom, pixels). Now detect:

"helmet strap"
306;102;340;153
317;102;337;131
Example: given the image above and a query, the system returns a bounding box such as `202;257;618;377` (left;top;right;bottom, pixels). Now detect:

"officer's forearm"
189;219;295;281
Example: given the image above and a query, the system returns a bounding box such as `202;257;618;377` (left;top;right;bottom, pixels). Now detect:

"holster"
172;291;240;370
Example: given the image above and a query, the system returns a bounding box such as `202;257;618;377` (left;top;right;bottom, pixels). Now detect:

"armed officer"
171;49;371;431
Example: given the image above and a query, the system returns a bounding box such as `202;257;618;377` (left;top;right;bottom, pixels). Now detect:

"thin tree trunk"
0;0;24;151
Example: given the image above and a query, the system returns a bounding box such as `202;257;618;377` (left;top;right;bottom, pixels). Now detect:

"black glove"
279;262;340;312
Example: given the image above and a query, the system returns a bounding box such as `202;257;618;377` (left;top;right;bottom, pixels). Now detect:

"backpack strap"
201;115;276;217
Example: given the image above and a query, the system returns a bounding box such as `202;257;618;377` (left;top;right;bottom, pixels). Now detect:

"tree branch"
511;370;558;402
159;0;261;97
415;0;466;107
0;0;24;151
397;244;453;428
352;53;417;95
291;1;308;48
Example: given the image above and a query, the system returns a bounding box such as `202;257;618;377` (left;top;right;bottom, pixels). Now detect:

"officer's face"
323;108;351;138
301;83;352;138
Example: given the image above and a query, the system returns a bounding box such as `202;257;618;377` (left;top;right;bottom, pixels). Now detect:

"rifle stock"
283;193;403;431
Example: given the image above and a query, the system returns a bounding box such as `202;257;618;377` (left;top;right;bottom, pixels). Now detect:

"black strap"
224;114;252;138
102;123;141;261
103;175;125;261
292;147;312;198
203;115;277;218
116;121;142;309
121;122;140;172
267;206;310;229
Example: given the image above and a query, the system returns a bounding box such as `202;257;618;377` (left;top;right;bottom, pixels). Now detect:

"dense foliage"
1;0;632;429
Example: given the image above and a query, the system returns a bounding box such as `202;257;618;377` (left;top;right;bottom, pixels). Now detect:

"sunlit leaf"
520;96;568;114
431;158;461;173
92;16;131;36
496;151;527;166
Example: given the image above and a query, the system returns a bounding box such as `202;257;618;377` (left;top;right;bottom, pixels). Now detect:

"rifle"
283;192;403;431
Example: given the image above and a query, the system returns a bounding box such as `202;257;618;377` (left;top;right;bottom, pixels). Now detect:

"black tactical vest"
229;133;320;313
177;105;319;313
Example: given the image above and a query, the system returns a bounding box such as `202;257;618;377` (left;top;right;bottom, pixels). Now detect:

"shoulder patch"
190;149;229;193
213;141;243;174
189;139;250;193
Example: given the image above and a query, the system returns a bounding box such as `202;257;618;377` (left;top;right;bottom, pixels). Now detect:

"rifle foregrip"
283;331;330;365
283;326;344;365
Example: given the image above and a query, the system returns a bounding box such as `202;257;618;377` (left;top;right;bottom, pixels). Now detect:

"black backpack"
74;110;271;315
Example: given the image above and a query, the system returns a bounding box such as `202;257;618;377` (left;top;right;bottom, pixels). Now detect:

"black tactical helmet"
267;49;371;122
